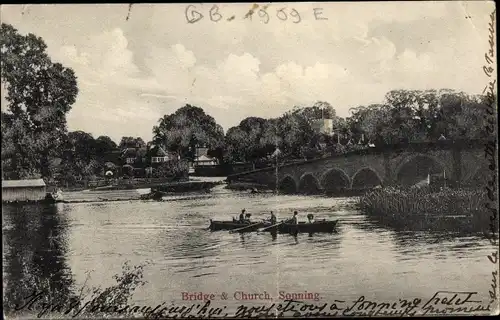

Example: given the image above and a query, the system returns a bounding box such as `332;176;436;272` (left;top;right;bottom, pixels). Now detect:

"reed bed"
359;187;488;219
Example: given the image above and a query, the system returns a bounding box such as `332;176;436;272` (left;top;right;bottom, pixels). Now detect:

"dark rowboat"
208;219;266;232
208;219;338;233
265;220;339;234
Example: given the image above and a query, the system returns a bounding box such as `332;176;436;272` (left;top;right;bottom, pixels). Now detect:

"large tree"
1;23;78;179
95;135;117;155
347;89;492;146
291;101;337;120
118;136;145;149
152;104;224;161
225;117;277;163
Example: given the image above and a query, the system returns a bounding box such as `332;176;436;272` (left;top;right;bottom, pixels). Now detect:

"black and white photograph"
1;2;498;318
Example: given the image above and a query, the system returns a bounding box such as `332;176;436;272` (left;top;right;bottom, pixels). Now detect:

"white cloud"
0;2;494;142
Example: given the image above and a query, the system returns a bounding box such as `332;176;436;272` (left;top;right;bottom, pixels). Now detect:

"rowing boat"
263;220;339;233
208;219;266;231
208;219;338;233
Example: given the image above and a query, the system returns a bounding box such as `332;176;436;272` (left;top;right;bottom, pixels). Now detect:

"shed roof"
2;179;46;188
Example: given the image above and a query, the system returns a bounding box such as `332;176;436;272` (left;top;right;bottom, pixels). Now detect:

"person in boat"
239;209;246;223
269;211;277;224
245;213;252;223
287;211;298;224
307;214;315;223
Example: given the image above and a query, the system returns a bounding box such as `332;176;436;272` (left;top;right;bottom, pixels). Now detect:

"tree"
118;137;145;149
292;101;336;120
346;89;492;146
1;23;78;179
95;136;117;155
152;104;225;161
224;117;277;164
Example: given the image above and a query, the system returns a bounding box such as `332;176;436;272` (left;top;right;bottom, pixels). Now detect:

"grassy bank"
359;187;493;232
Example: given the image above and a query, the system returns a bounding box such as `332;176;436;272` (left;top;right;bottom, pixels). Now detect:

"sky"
0;2;496;143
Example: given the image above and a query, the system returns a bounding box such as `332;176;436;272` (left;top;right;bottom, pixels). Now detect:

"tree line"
1;23;497;184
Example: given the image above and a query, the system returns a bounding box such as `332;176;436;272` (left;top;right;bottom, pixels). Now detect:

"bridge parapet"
226;140;490;194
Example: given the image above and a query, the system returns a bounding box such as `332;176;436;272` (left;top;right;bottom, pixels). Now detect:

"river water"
2;185;496;317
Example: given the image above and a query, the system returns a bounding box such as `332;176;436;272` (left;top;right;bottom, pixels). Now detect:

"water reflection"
3;203;74;313
363;212;482;234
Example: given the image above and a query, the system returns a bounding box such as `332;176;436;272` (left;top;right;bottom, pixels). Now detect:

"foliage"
4;260;149;318
95;136;117;154
291;101;337;120
118;136;145;149
224;117;277;163
1;23;78;179
153;159;189;179
85;261;149;314
152;104;225;161
348;90;492;145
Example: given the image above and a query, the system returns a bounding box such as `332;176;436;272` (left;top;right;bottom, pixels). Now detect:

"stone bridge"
226;140;491;194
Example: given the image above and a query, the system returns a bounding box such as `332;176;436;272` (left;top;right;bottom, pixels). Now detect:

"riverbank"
46;180;224;204
225;181;273;191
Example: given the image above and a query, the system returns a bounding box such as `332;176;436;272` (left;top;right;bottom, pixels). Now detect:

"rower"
289;211;298;224
239;209;246;223
307;214;315;223
245;213;252;223
269;211;277;224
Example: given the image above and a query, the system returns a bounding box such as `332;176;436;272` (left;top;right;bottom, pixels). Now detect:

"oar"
229;222;263;233
259;221;284;232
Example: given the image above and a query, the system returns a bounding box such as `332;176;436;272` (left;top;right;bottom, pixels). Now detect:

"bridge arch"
278;175;298;194
395;153;445;186
298;173;321;194
351;167;383;189
321;168;350;193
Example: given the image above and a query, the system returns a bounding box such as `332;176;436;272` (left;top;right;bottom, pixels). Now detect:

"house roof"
122;147;147;158
2;179;46;188
121;148;138;157
151;145;169;157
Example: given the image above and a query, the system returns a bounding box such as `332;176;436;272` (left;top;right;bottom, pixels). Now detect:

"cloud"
0;2;494;142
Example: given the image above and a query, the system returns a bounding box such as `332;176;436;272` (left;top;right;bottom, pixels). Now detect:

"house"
149;145;178;165
121;147;147;166
2;179;47;202
194;155;218;166
194;147;218;166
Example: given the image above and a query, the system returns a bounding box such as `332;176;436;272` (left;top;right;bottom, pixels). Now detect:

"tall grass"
359;187;487;218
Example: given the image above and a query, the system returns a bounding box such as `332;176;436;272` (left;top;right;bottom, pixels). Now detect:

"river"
2;185;495;317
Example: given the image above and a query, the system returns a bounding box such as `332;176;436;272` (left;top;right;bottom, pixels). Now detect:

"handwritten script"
10;290;493;318
185;4;328;24
481;7;498;308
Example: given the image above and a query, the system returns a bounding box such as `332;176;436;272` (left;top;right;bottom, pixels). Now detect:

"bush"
153;159;188;179
4;260;150;318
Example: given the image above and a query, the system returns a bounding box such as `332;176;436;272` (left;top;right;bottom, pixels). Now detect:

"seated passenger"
269;211;277;224
287;211;298;224
307;214;315;223
239;209;246;223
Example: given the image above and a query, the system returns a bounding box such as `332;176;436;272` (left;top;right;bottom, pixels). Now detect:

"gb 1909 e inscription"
1;2;498;319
